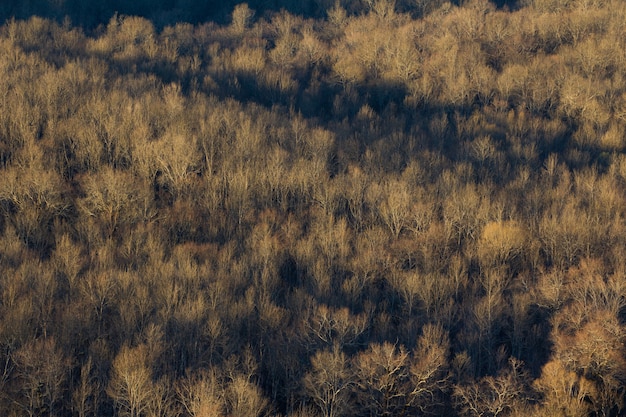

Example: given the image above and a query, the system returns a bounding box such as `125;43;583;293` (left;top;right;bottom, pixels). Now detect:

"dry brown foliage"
1;2;626;416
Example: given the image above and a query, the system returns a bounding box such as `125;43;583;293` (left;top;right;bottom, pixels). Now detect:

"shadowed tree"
13;337;68;417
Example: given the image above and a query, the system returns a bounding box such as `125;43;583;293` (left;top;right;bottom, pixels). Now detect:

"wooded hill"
1;0;626;416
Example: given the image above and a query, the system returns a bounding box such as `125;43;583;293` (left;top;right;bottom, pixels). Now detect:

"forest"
0;0;626;416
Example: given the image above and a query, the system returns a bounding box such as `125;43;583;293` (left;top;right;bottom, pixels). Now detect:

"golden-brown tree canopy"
1;1;626;416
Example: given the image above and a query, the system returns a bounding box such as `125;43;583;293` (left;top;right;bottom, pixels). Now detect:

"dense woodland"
1;0;626;416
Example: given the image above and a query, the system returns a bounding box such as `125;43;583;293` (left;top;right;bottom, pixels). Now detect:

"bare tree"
72;357;99;417
231;3;255;34
225;375;268;417
409;323;451;414
353;342;411;417
454;358;528;417
304;304;369;350
78;167;155;238
533;360;595;417
303;346;353;417
13;337;68;417
107;344;153;417
177;368;225;417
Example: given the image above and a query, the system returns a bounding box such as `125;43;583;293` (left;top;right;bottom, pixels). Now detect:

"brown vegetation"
1;0;626;416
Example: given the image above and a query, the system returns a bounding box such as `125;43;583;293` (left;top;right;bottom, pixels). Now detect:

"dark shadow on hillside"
0;0;329;31
0;0;524;32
